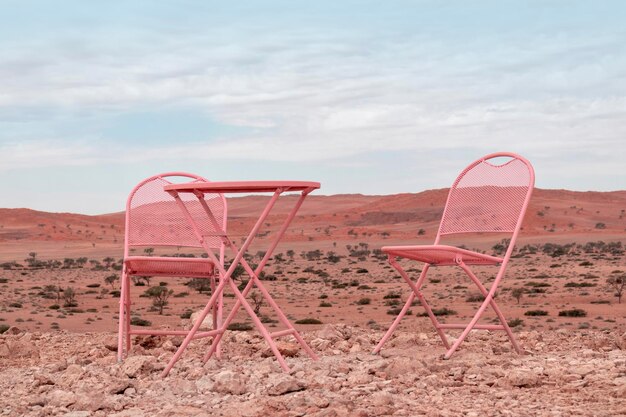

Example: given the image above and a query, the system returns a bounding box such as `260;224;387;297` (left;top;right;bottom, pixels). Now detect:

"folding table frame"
161;181;320;377
373;152;535;359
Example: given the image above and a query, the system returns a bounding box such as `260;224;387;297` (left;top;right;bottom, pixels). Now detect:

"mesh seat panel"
382;245;502;266
125;256;215;278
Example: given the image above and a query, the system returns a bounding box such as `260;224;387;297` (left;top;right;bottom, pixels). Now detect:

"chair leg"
124;274;131;354
373;259;451;354
457;263;522;355
117;269;128;362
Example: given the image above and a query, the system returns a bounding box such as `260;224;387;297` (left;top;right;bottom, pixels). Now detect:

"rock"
5;326;22;335
121;355;156;378
103;336;119;352
277;341;300;357
47;389;77;407
505;369;543;387
0;340;40;359
267;374;306;396
189;311;215;330
318;324;351;342
210;370;249;395
63;412;92;417
310;338;332;351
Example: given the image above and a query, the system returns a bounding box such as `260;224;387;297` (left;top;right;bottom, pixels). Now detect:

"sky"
1;1;625;214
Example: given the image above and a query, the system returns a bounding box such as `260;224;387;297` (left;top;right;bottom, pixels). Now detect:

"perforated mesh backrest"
438;154;534;236
126;173;226;249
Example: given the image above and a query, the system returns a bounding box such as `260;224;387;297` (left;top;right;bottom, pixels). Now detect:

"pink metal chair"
117;172;227;361
373;152;535;358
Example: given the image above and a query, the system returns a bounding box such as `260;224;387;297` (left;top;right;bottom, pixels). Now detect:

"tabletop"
164;180;320;194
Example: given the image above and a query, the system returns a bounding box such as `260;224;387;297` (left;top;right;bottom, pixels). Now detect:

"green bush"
564;282;596;288
559;308;587;317
383;291;401;299
419;308;456;317
228;322;253;331
524;310;548;316
466;294;485;302
130;317;151;326
295;318;322;324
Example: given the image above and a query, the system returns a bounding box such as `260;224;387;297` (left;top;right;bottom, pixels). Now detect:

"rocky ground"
1;324;625;417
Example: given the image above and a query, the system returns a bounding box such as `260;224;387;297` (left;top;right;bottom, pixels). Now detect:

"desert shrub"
228;322;252;332
295;318;322;324
356;268;369;274
420;308;456;317
466;294;485;302
429;279;441;284
590;300;610;304
358;285;372;290
524;282;551;287
0;278;8;284
579;261;593;266
559;308;587;317
49;304;60;310
0;324;10;334
130;317;151;326
110;290;121;298
595;222;606;229
319;302;332;307
383;291;401;299
180;310;193;319
86;308;97;313
564;282;596;288
86;283;100;288
524;310;548;316
9;302;22;308
356;297;371;305
508;318;524;327
319;294;328;299
387;307;404;315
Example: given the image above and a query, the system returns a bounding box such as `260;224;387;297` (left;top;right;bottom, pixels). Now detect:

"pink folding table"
161;180;320;377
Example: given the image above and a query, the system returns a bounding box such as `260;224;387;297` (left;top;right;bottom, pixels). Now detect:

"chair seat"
381;245;502;266
125;256;216;278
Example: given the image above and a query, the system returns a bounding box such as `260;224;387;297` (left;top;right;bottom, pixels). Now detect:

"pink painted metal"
160;180;320;377
117;173;227;362
373;153;535;359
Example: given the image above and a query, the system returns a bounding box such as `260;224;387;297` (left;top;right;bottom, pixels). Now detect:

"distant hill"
1;189;624;248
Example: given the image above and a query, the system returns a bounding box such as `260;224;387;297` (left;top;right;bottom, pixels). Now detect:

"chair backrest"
124;172;227;257
437;153;534;241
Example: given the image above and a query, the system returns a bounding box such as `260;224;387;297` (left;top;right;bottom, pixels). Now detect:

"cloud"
0;2;625;199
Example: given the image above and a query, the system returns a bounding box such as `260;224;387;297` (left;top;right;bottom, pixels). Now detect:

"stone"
267;374;306;396
505;369;543;387
121;355;156;378
210;370;249;395
47;389;78;407
189;311;215;330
